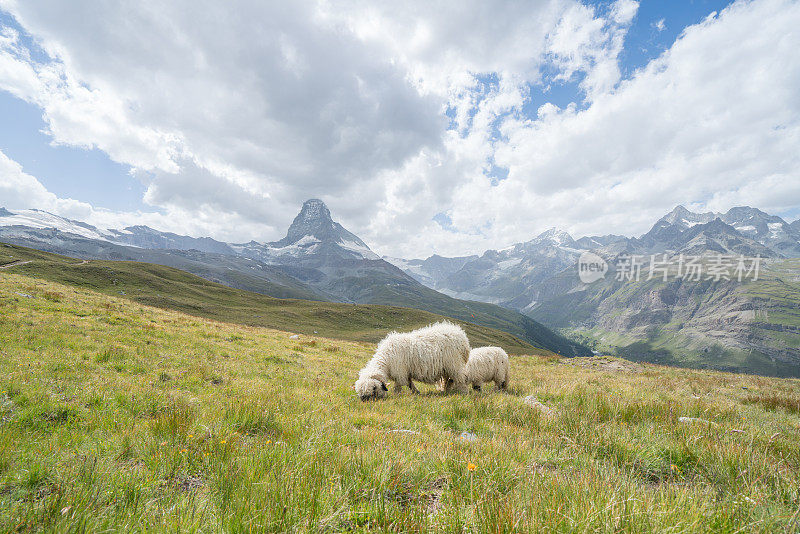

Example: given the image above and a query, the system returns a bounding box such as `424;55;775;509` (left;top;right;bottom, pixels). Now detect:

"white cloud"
387;0;800;258
0;0;606;249
0;22;183;173
433;0;800;255
0;0;445;232
0;148;92;217
0;0;798;261
544;0;638;99
0;148;286;242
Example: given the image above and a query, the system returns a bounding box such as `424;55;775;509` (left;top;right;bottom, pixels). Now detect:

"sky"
0;0;799;258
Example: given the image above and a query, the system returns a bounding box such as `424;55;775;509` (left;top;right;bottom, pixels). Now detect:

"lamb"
354;321;471;401
464;346;510;391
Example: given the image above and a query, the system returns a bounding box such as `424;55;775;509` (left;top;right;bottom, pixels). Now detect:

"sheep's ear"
381;383;388;391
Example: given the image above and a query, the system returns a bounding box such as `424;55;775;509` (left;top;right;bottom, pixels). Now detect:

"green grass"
1;273;800;531
0;240;587;357
0;242;539;355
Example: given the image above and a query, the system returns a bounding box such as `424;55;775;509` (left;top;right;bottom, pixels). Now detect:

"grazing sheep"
354;322;470;401
464;346;510;391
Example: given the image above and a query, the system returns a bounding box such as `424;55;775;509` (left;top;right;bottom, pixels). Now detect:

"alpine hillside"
0;202;587;357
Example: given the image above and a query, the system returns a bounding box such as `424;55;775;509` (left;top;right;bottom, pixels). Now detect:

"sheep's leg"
443;378;454;393
497;369;509;391
408;379;419;394
394;382;404;394
450;374;469;394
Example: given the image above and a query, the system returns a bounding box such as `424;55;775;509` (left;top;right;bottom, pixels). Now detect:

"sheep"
464;346;510;391
354;321;470;401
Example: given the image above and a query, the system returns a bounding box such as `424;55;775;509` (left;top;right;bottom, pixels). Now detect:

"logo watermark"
577;253;762;284
578;252;608;283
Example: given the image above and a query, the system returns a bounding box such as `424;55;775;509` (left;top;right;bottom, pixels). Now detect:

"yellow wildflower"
467;462;476;472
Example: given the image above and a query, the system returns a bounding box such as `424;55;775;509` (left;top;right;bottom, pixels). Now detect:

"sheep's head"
354;377;388;401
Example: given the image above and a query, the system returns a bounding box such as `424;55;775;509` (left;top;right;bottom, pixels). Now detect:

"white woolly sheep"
354;321;470;400
464;346;510;391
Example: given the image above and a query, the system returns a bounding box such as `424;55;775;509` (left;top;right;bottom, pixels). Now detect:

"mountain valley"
4;202;800;374
0;201;586;357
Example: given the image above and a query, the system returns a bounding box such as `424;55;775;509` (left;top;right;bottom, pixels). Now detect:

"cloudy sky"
1;0;799;258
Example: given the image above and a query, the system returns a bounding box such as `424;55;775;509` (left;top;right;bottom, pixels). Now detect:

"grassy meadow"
0;243;540;355
1;272;800;532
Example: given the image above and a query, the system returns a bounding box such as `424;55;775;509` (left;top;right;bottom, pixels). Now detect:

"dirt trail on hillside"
0;260;31;270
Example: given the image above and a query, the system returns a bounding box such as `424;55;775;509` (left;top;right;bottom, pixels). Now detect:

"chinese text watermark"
578;253;762;283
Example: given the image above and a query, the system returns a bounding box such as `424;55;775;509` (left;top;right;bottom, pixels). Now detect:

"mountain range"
0;200;586;357
388;206;799;305
3;201;800;375
384;205;800;377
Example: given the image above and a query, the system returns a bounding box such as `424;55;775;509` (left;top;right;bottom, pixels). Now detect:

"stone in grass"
289;334;300;339
459;431;478;442
523;396;555;417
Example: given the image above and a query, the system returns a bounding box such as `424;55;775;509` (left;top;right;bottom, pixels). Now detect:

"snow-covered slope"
641;206;800;257
0;208;113;241
0;208;237;255
720;207;800;257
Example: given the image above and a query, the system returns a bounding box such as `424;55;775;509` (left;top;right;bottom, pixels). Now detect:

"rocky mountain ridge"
3;202;799;372
386;205;800;308
0;201;587;357
378;205;800;376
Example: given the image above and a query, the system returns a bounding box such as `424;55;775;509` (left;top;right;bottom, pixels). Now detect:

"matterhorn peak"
297;199;332;224
280;199;336;245
268;199;378;260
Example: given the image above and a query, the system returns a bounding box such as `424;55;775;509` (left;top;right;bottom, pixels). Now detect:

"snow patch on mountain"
682;218;704;227
267;235;321;256
0;209;112;241
533;228;574;247
497;258;523;270
339;238;379;260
